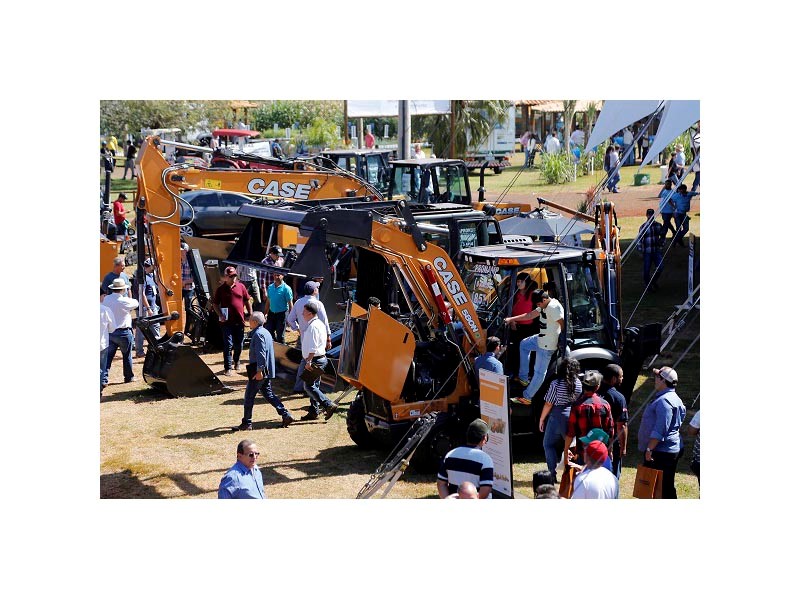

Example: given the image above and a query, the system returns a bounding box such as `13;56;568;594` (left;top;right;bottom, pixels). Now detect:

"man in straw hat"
102;277;140;386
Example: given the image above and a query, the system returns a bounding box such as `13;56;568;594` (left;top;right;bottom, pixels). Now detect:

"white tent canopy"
640;100;700;167
584;100;662;152
347;100;450;118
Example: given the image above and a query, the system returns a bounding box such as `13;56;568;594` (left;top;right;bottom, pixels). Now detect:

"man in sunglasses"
218;440;266;499
638;366;686;499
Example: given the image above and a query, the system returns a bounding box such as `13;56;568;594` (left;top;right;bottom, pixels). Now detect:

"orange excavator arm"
135;136;382;334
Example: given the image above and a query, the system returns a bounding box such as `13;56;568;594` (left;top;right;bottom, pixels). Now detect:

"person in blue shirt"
474;336;505;376
638;366;686;499
264;272;294;344
658;179;677;242
672;184;700;247
218;440;266;499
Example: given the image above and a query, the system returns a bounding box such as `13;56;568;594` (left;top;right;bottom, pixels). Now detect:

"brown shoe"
238;423;253;431
299;410;321;421
282;414;296;428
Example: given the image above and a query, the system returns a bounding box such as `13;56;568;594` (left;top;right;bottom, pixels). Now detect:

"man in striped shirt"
437;419;494;499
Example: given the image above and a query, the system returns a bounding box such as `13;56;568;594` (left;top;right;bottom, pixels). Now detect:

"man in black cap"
436;418;494;499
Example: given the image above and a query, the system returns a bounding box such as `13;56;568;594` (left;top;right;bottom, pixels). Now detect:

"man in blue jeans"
213;266;251;376
504;289;564;400
300;302;338;420
102;277;140;384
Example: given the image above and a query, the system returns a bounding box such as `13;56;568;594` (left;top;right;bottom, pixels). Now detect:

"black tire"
493;167;503;174
346;393;376;449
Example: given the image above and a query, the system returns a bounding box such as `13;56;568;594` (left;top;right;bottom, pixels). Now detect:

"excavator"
128;135;384;396
220;192;660;470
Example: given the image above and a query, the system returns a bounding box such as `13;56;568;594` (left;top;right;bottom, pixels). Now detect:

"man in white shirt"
286;280;332;396
571;440;619;499
413;143;426;159
100;287;115;395
504;290;564;400
102;277;140;385
300;302;338;420
570;127;585;148
544;132;561;154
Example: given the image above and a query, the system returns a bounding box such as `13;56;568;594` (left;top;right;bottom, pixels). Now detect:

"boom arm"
135;136;383;334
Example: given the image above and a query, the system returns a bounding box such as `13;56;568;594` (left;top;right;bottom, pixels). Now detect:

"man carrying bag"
637;366;686;499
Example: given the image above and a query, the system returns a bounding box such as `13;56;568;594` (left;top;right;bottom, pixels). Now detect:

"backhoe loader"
127;135;383;397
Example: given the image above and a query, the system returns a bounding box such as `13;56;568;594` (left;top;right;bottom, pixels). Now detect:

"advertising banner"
479;369;513;499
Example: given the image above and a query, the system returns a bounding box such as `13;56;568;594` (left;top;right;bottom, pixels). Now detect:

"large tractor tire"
346;393;376;449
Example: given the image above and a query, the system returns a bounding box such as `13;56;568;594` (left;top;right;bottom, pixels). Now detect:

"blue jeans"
221;322;245;370
135;306;160;355
183;287;195;315
106;328;135;382
100;348;108;390
242;376;288;425
661;214;676;239
519;335;554;399
303;356;333;412
294;357;307;393
611;441;623;479
643;250;663;284
674;213;689;242
606;170;620;191
691;170;700;192
543;405;570;478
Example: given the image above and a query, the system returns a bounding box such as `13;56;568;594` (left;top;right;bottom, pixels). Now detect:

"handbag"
299;362;325;384
559;465;577;499
633;464;663;499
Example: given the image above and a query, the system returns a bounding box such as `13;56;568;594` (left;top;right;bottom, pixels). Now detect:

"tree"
416;100;513;158
251;100;343;132
100;100;235;139
562;100;577;152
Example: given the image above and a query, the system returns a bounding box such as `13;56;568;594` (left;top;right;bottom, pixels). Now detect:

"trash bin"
659;165;669;183
633;173;650;186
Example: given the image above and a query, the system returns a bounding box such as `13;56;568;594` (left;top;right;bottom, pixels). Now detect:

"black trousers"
645;448;683;499
266;311;287;343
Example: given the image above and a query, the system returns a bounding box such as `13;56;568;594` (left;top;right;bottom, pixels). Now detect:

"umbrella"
499;208;594;238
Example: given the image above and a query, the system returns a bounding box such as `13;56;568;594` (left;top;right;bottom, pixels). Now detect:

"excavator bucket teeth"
143;345;230;397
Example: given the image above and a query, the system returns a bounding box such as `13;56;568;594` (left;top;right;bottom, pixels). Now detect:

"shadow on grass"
101;470;164;499
100;387;172;404
261;444;398;485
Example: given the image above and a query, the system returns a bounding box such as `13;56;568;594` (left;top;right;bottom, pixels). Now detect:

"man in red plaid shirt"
563;370;614;468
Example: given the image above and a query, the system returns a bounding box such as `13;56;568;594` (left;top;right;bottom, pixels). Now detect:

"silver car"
179;191;253;238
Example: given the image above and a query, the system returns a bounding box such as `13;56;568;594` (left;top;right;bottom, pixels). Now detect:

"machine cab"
460;244;615;354
388;159;472;206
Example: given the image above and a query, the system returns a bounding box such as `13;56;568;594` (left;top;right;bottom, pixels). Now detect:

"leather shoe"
324;402;339;420
238;423;253;431
300;410;321;421
282;414;296;428
124;376;138;383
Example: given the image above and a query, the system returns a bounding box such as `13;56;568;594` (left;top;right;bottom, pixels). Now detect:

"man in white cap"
102;277;140;385
638;366;686;499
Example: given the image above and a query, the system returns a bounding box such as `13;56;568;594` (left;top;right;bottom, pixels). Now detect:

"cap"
143;258;154;268
580;370;603;389
584;440;608;463
269;245;283;256
466;418;490;444
579;428;610;446
303;281;320;295
108;277;130;291
653;366;678;384
224;266;237;277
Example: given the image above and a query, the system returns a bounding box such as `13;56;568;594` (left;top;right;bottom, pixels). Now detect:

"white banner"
347;100;451;118
479;369;513;499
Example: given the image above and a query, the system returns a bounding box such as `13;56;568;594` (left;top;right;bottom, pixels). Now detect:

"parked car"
178;190;254;238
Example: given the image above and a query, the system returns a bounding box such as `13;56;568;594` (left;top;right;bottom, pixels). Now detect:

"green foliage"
539;151;575;185
416;100;513;158
251;100;344;131
304;117;339;148
100;100;233;137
